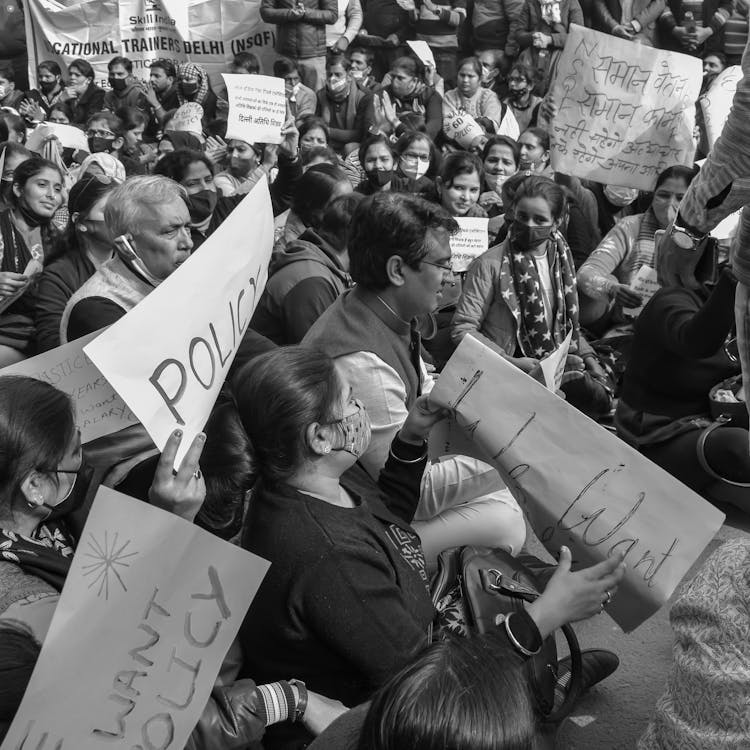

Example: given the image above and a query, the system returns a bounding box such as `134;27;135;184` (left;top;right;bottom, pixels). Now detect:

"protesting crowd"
1;0;750;747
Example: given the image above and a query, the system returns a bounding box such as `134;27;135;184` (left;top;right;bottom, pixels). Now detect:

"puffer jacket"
261;0;338;59
102;77;149;114
472;0;525;52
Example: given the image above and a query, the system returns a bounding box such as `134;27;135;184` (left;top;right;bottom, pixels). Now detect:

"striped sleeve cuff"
256;681;297;726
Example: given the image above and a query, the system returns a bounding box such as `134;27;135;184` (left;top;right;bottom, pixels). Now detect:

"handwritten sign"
0;485;269;750
539;328;573;391
624;265;660;316
1;330;137;444
165;102;204;136
407;40;436;69
701;65;743;150
85;179;274;465
223;73;286;145
450;217;489;272
443;109;485;149
431;334;724;631
549;25;701;191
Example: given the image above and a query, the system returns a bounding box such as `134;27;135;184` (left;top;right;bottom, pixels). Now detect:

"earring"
324;446;331;454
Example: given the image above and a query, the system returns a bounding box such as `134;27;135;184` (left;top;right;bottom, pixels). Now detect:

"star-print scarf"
0;523;74;591
499;232;579;358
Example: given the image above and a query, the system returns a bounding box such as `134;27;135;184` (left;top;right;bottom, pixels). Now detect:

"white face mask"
328;77;348;93
351;69;365;80
604;184;639;207
400;155;430;181
290;82;301;97
0;85;6;99
485;172;509;194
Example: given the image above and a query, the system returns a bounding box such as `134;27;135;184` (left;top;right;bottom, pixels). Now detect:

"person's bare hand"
148;429;206;522
401;394;450;444
526;546;626;637
612;24;634;39
279;118;300;158
0;272;29;298
204;135;228;166
301;691;348;736
614;283;643;308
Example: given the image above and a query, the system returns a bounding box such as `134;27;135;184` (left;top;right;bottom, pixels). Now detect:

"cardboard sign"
0;486;269;750
407;40;436;69
539;328;573;391
1;329;137;444
26;122;89;154
430;334;725;632
85;178;274;464
623;265;660;316
23;0;278;92
223;73;285;145
450;217;489;272
701;65;743;150
549;25;701;190
443;109;485;149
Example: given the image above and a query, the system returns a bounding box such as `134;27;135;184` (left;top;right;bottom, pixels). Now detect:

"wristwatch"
668;220;706;250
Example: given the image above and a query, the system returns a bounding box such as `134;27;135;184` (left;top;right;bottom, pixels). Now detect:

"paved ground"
524;503;750;749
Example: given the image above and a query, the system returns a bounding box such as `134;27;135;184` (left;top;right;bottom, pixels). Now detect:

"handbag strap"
697;416;750;488
544;623;583;724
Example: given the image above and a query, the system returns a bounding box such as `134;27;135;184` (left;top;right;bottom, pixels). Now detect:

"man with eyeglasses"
304;192;527;562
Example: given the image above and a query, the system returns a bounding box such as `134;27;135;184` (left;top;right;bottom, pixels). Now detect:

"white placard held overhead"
223;73;286;145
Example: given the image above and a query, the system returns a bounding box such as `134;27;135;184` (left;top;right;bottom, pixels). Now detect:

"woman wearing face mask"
214;346;625;750
393;132;437;194
299;116;331;159
577;165;697;332
19;61;65;125
315;53;370;153
502;63;542;134
453;176;611;416
214;139;267;197
376;57;444;142
443;57;520;140
34;175;116;352
355;135;422;196
176;62;217;126
0;157;63;365
60;59;105;128
517;126;552;175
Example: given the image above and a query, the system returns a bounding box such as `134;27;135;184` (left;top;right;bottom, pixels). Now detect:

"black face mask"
188;189;218;223
42;462;93;522
108;77;128;92
0;180;12;205
509;87;529;102
509;221;553;250
88;136;115;154
181;82;200;97
365;168;393;188
40;79;59;94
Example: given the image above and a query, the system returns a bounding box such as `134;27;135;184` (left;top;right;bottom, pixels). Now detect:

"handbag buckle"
486;568;505;591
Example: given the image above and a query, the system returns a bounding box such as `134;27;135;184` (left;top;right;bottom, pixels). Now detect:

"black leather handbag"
431;545;583;723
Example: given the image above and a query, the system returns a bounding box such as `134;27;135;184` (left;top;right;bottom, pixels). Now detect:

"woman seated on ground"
452;175;612;417
217;346;625;749
34;175;115;352
443;57;519;140
75;152;126;183
0;375;344;747
59;58;106;128
432;151;487;219
577;165;697;333
392;131;438;195
0;157;63;365
479;134;519;221
0;142;31;210
213;139;270;197
615;229;750;511
251;193;361;345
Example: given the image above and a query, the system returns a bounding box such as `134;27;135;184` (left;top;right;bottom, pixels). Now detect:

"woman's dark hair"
0;113;26;144
520;126;550;154
438;151;483;188
654;164;698;191
292;162;348;228
47;104;69;122
301;145;339;167
349;193;458;290
390;56;422;79
153;148;214;183
0;621;41;722
0;376;75;511
357;634;535;750
56;174;116;257
511;175;567;222
319;192;364;245
457;56;483;77
508;62;534;84
394;132;439;178
115;105;148;131
68;59;95;81
232;347;342;484
86;110;123;134
358;134;394;172
298;115;330;145
482;135;520;167
10;157;63;206
0;141;31;166
38;60;62;78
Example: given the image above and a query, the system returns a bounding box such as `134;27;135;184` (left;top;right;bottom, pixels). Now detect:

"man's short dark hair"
273;57;299;78
153;148;214;183
150;59;176;78
108;56;133;74
349;193;458;290
233;52;261;73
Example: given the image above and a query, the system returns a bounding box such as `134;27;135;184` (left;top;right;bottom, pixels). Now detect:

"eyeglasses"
422;259;455;274
86;129;115;139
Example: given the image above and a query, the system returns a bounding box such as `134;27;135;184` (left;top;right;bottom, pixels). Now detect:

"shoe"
556;649;619;693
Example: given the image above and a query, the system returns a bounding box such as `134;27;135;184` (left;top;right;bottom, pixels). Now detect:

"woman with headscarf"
75;153;126;184
34;175;116;352
176;63;217;126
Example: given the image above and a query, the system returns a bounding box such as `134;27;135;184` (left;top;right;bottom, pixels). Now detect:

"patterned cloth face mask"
330;399;372;458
